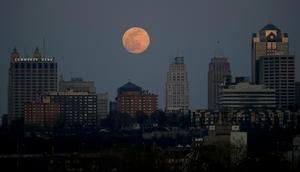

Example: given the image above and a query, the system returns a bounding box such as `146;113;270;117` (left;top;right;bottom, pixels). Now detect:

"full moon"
122;27;150;54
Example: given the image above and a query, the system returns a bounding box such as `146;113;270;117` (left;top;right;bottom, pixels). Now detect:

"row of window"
263;56;293;60
14;63;57;69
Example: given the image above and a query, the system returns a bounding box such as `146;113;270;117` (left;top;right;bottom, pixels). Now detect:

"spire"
34;47;40;54
10;46;20;60
214;40;224;57
176;48;184;57
33;46;41;58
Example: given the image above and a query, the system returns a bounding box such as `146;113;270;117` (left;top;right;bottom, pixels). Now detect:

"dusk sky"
0;0;299;115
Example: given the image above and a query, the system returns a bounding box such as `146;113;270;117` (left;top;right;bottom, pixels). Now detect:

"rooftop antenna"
214;40;222;57
43;37;46;58
24;47;28;58
176;48;180;57
169;52;173;64
266;16;272;24
176;48;184;57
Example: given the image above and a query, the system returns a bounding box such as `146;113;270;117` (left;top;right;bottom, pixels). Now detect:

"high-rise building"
208;56;231;110
296;82;300;110
59;77;103;126
8;47;58;127
59;77;96;93
258;55;295;109
24;96;60;131
141;90;158;115
165;56;189;114
116;82;157;116
218;82;276;109
251;23;289;84
43;91;97;131
97;93;109;121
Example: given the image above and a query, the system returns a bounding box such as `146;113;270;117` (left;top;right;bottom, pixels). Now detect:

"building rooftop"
260;23;280;31
174;56;184;64
255;23;288;42
223;82;274;92
211;56;228;63
118;82;142;94
46;91;92;96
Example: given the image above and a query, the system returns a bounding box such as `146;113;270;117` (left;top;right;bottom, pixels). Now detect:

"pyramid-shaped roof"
260;23;280;31
118;82;142;94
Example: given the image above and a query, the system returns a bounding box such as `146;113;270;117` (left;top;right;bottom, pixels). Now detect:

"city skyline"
1;0;300;116
1;1;300;171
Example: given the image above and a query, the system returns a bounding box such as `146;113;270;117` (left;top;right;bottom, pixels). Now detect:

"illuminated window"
271;42;276;49
267;42;272;50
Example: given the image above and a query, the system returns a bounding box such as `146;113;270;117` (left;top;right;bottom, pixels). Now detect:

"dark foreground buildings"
296;81;300;109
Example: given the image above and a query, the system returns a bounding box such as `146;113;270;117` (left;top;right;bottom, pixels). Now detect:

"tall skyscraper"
116;82;158;116
251;23;289;84
8;47;58;127
258;55;295;109
207;56;231;110
165;56;189;114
